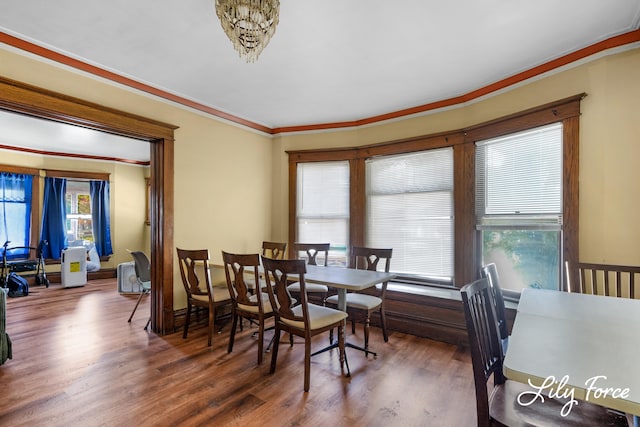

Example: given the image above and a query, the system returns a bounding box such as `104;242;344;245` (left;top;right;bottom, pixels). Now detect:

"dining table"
302;264;396;359
503;288;640;424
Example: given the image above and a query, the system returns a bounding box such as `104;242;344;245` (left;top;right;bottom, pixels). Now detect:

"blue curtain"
0;173;33;260
90;180;113;257
40;177;67;259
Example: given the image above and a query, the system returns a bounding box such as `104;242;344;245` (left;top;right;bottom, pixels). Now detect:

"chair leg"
183;303;192;339
304;337;311;392
128;289;148;323
364;315;370;350
207;307;215;347
228;312;239;354
380;307;389;342
270;326;281;374
257;318;264;365
144;317;151;331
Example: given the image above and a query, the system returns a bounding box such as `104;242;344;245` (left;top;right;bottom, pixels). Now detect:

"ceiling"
1;0;639;162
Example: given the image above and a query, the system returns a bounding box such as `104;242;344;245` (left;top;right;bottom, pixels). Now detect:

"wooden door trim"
0;76;176;334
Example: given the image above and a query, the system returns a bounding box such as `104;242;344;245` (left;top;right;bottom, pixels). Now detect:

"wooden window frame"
288;94;583;289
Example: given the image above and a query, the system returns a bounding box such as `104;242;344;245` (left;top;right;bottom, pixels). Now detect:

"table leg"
310;289;351;375
310;288;377;358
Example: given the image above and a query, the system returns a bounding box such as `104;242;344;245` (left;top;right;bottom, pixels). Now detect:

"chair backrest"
261;241;287;260
565;260;640;298
350;247;392;296
130;251;151;283
350;247;392;272
480;263;508;341
261;256;307;325
460;278;506;426
176;248;214;301
293;243;330;266
222;251;263;309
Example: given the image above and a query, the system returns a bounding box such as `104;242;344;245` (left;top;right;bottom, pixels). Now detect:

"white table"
304;264;395;308
504;288;640;420
303;264;396;358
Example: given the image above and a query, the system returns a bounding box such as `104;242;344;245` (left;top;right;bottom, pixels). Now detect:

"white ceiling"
1;0;639;162
0;110;151;163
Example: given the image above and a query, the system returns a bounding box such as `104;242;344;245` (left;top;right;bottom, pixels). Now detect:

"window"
65;180;94;245
296;161;349;266
366;148;454;283
41;172;113;259
476;123;563;294
0;172;33;260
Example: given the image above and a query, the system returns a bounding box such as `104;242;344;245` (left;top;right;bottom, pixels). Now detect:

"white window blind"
366;148;454;279
476;123;563;293
476;123;563;221
296;161;349;253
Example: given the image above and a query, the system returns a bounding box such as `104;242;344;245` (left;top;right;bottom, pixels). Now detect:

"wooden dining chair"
480;263;509;355
222;251;274;365
287;243;330;305
243;242;287;294
326;247;392;355
261;241;287;260
176;248;232;347
565;260;640;298
261;256;348;392
461;278;629;427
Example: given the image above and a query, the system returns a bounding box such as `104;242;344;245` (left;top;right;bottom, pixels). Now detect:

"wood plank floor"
0;279;477;426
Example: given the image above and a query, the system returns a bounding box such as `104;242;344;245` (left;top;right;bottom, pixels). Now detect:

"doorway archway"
0;76;176;334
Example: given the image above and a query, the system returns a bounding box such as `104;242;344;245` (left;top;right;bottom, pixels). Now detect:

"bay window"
288;95;581;291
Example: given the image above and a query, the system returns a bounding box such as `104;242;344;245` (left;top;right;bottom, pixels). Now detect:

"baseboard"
33;268;117;285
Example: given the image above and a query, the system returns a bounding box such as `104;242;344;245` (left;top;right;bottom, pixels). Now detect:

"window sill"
387;282;462;301
387;281;519;311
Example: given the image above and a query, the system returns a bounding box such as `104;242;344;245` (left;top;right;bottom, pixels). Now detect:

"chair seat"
326;293;382;310
490;380;629;426
238;294;273;314
287;282;328;293
192;285;231;303
140;281;151;291
281;303;347;330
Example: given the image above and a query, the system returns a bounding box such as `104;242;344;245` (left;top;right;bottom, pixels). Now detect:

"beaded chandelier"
215;0;280;63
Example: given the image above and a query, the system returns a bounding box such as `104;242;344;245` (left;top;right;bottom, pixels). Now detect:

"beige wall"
0;148;148;269
3;44;639;310
276;46;640;266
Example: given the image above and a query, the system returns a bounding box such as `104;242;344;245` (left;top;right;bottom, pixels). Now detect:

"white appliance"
117;261;143;294
60;246;87;288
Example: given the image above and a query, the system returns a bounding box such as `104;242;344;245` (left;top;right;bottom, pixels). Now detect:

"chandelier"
215;0;280;63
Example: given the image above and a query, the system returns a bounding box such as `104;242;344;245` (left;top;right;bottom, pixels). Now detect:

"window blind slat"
476;123;563;216
366;148;454;278
297;161;350;251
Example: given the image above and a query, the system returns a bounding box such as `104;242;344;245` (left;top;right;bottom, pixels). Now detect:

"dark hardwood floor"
1;279;477;426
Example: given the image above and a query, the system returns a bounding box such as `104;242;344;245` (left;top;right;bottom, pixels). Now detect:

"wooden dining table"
504;288;640;423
